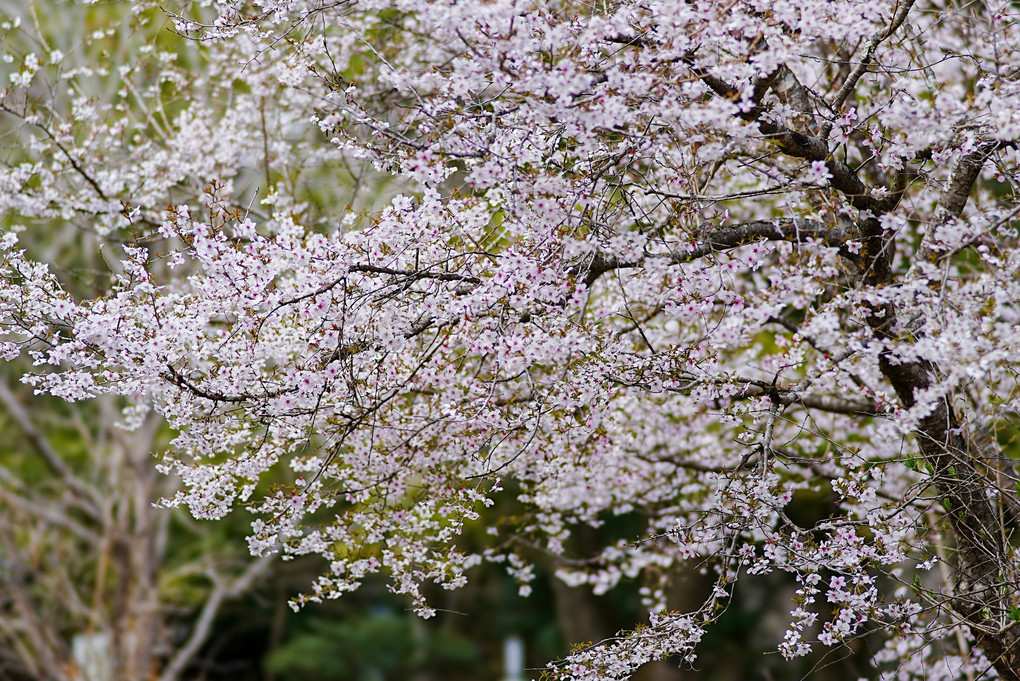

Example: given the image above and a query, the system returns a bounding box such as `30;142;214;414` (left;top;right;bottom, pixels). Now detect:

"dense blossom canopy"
2;0;1020;678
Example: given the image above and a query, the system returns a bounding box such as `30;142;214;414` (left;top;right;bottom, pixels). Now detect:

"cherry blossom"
2;0;1020;678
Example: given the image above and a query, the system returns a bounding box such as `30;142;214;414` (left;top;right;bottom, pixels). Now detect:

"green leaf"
1010;605;1020;622
942;498;952;511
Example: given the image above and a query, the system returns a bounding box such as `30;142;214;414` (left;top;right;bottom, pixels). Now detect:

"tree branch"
0;469;102;543
921;141;1005;261
0;378;101;517
161;363;297;404
782;393;881;417
824;0;916;123
686;60;906;218
582;218;857;286
159;554;275;681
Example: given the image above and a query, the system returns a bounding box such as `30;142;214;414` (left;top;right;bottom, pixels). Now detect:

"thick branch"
920;142;1005;261
691;68;893;211
771;67;814;123
583;218;856;286
690;219;856;258
867;221;1020;680
162;363;297;404
781;393;881;417
881;357;1020;675
349;263;481;283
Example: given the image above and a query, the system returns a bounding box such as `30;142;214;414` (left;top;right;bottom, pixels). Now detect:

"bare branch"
0;379;101;517
159;554;275;681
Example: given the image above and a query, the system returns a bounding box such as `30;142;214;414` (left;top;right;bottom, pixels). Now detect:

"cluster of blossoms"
2;0;1020;678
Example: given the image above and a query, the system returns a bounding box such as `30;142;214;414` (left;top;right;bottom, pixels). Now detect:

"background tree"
0;4;279;679
2;0;1020;680
0;384;275;681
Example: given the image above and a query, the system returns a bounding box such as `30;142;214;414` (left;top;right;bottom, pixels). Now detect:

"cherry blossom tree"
2;0;1020;679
